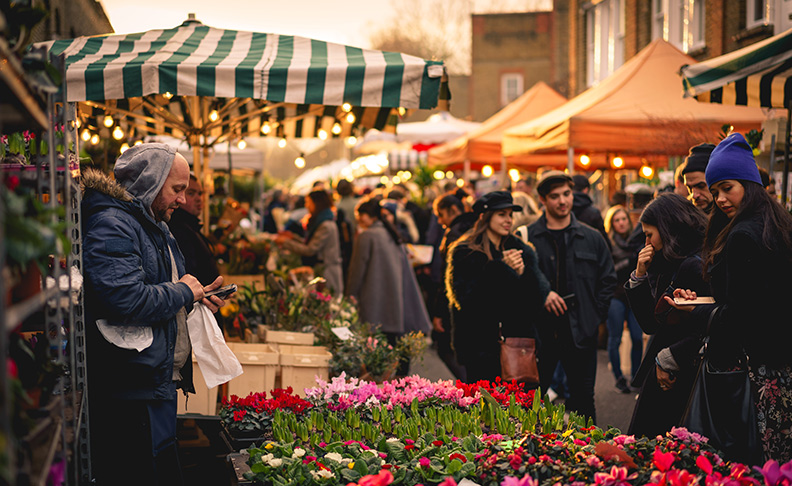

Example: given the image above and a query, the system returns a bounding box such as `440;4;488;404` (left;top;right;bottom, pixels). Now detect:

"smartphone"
205;283;237;299
561;293;577;309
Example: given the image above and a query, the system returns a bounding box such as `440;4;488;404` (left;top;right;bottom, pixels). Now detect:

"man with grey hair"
82;143;226;485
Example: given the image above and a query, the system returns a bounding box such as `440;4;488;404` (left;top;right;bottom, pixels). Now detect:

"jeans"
606;297;643;381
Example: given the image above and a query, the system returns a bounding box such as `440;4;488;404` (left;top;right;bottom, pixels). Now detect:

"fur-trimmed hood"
81;168;133;202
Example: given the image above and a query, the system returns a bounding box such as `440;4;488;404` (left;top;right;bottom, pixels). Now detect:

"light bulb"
345;136;357;147
402;172;411;180
342;103;352;112
209;110;219;122
318;129;328;140
433;170;444;180
120;143;129;154
332;123;342;135
611;156;624;169
163;92;173;99
75;118;81;129
90;134;100;145
134;140;143;146
278;138;287;148
509;168;520;182
380;176;389;185
640;165;654;178
261;123;271;135
237;139;247;150
482;165;494;177
81;129;91;142
112;126;124;140
398;107;406;117
393;176;401;184
103;115;114;127
456;178;465;188
580;154;591;167
295;156;306;168
346;113;356;124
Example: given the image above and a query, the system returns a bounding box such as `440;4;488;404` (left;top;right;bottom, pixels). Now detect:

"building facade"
31;0;113;43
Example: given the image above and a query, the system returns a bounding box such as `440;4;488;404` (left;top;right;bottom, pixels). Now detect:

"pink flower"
697;455;713;475
438;478;458;486
359;470;394;486
594;466;637;486
586;455;603;468
419;457;431;467
613;435;637;447
669;427;708;444
573;439;588;446
501;474;538;486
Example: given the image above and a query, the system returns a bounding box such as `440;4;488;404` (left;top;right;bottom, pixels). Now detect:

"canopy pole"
463;159;470;184
501;155;507;188
783;100;791;208
567;147;574;174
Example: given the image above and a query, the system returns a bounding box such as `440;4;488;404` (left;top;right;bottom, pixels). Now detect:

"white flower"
365;396;381;407
324;452;343;463
341;458;353;465
386;437;399;443
310;470;336;480
292;448;306;458
268;458;283;468
262;453;274;463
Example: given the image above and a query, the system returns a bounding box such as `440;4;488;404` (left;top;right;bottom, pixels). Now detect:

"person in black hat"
527;171;617;424
571;174;609;246
445;190;551;384
681;143;716;212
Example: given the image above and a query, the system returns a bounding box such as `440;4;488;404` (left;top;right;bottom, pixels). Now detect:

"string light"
580;154;591;167
90;134;100;145
342;103;352;112
380;175;389;185
163;92;173;99
81;129;91;142
318;129;328;140
640;165;654;178
278;138;287;148
432;170;444;180
402;171;411;180
481;165;494;177
611;156;624;169
456;178;465;188
75;118;81;129
120;143;129;154
398;107;406;117
134;140;143;146
261;122;271;135
237;139;247;150
209;110;219;122
393;176;401;184
345;136;357;147
332;123;342;135
112;126;124;140
103;115;114;128
345;113;356;124
445;171;454;179
509;169;520;182
294;155;306;168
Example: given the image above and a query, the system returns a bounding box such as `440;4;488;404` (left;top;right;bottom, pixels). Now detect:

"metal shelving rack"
1;32;90;486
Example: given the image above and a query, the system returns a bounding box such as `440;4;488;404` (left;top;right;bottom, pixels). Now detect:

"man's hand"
432;317;445;332
201;276;227;313
635;244;654;277
544;290;567;316
179;274;205;301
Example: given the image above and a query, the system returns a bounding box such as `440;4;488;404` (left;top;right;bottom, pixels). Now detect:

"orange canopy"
428;82;567;170
503;40;776;167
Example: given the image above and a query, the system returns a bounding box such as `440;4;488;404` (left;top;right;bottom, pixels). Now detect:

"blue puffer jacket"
82;169;195;400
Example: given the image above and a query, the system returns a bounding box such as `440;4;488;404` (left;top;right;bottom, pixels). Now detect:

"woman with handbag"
445;191;551;384
670;133;792;464
624;192;709;438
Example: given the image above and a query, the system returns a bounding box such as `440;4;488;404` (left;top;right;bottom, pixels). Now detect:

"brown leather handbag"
499;337;540;384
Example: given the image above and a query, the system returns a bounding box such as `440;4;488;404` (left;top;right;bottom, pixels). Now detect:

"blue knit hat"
705;133;762;187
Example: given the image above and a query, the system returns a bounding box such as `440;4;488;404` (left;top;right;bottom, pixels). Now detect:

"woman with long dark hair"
276;190;344;293
671;133;792;463
445;191;550;383
603;205;643;394
624;192;708;437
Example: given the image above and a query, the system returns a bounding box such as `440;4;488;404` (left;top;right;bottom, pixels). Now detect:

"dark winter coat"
168;208;220;286
692;214;792;369
572;192;609;247
625;254;708;437
432;212;477;319
528;214;617;348
609;231;633;300
82;169;195;401
445;234;551;364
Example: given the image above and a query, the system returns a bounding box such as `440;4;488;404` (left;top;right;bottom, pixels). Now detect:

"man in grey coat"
528;171;616;425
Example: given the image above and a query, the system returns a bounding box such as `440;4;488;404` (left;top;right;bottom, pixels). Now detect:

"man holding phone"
82;143;228;485
528;171;616;424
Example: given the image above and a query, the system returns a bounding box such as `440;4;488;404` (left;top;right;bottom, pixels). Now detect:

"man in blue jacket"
528;171;616;424
82;143;226;485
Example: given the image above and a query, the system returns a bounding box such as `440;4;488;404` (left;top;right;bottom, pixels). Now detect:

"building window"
747;0;770;28
500;73;523;107
585;0;625;87
651;0;706;53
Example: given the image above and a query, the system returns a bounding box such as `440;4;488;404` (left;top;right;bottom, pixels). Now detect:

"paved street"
412;343;638;433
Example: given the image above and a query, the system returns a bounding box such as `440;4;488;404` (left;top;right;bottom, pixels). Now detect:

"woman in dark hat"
671;133;792;463
624;193;708;438
445;190;551;383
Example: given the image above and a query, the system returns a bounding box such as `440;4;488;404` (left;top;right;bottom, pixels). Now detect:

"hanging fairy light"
611;156;625;169
433;170;444;180
209;110;219;122
318;129;328;140
481;165;494;177
75;118;81;129
294;155;306;168
134;140;143;146
456;178;465;188
509;168;520;182
112;126;124;140
342;103;352;112
81;129;91;142
103;115;114;128
237;139;247;150
278;138;287;148
445;171;454;179
640;165;654;179
579;154;591;167
163;92;173;99
90;134;100;145
380;175;389;185
261;122;271;135
120;143;130;154
345;113;356;124
392;175;402;184
398;107;406;117
332;123;342;135
345;136;357;147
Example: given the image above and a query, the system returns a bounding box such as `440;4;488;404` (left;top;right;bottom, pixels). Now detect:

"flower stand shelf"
226;343;279;398
258;327;315;350
278;345;331;396
177;354;219;415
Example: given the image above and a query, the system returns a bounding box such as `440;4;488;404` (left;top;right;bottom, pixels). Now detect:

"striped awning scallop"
680;27;792;108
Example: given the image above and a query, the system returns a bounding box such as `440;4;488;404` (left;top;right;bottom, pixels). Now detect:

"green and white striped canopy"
40;18;445;110
680;27;792;108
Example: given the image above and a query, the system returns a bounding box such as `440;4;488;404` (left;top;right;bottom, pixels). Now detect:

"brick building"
31;0;113;43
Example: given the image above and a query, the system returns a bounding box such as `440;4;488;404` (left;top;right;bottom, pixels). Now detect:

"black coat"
446;235;550;364
573;192;610;248
625;254;708;437
692;214;792;369
168;208;220;286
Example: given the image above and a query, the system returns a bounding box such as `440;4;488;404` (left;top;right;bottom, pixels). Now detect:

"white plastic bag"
96;319;153;352
187;303;243;389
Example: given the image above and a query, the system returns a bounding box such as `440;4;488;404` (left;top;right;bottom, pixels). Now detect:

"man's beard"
152;196;175;222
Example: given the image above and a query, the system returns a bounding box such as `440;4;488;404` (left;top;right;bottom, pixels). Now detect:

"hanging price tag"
331;326;354;341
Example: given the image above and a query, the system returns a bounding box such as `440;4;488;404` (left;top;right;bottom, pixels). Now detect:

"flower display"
219;387;313;435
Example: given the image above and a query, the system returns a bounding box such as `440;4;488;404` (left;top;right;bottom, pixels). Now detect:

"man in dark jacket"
528;171;617;424
571;174;609;245
82;143;226;485
431;193;476;380
681;143;716;213
168;174;220;286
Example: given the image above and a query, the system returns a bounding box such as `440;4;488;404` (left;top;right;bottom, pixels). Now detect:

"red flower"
359;470;394;486
653;448;676;472
432;440;444;447
7;358;18;378
233;410;247;422
449;453;467;463
4;175;19;191
405;445;415;451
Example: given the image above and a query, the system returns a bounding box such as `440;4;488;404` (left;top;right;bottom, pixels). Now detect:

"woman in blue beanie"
670;133;792;463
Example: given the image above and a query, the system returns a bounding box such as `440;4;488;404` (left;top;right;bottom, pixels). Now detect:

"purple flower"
419;457;431;467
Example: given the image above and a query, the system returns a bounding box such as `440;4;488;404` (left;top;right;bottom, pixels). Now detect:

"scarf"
305;208;335;243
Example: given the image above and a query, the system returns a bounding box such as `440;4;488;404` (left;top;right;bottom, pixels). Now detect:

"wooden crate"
278;345;332;397
226;343;279;397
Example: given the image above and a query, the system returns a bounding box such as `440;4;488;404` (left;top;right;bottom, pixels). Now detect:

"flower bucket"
226;343;279;398
278;345;331;397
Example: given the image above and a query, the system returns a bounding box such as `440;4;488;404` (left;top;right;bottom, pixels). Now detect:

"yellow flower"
220;301;239;317
562;430;574;438
348;462;355;469
265;443;274;450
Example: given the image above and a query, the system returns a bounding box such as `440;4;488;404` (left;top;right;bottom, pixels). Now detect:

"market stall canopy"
396;111;481;144
503;39;772;167
428;81;567;170
35;16;447;149
680;27;792;108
